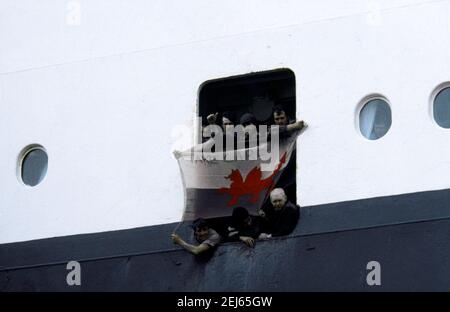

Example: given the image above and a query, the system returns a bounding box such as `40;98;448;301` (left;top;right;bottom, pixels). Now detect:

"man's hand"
173;150;182;159
240;236;255;248
286;120;307;132
293;120;305;131
258;233;272;240
258;209;266;218
301;121;308;131
171;233;182;245
207;112;219;125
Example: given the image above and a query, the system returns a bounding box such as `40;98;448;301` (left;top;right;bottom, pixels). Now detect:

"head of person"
232;206;252;228
270;188;288;211
273;105;288;126
239;113;256;127
192;218;210;242
222;117;233;127
222;112;234;127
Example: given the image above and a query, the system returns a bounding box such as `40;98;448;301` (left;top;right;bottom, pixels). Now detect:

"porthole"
18;145;48;187
432;84;450;129
358;96;392;140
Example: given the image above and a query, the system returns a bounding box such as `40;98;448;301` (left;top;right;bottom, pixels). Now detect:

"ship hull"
2;188;450;291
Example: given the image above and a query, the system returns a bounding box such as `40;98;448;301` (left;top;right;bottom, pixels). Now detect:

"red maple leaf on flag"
218;152;287;206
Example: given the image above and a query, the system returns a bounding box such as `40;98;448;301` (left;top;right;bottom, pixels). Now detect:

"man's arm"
227;226;240;241
277;120;307;138
206;112;219;125
171;234;211;255
286;120;306;132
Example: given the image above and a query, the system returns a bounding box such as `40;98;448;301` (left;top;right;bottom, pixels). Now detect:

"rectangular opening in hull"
180;69;297;225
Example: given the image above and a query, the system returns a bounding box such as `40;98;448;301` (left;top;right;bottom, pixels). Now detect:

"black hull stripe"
1;188;450;291
2;187;450;269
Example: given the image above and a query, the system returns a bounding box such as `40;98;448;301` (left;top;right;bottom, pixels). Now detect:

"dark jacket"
264;201;300;237
227;215;265;241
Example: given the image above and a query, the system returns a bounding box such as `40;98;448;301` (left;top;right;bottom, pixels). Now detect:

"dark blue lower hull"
2;188;450;291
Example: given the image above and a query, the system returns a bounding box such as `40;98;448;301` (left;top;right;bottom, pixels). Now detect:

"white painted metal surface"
1;0;449;243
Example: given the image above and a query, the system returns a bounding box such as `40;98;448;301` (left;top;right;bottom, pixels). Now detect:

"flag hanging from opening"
175;131;300;220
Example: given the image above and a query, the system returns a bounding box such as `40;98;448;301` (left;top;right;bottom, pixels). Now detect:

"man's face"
274;111;288;126
195;226;209;241
222;117;233;127
271;194;286;211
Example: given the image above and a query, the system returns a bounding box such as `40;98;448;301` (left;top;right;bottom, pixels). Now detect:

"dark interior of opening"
198;69;297;238
199;69;296;128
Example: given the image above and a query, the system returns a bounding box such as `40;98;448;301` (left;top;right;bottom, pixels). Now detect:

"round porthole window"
433;85;450;129
359;97;392;140
19;145;48;187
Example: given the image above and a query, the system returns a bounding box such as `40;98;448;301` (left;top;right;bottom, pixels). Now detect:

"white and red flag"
175;131;300;220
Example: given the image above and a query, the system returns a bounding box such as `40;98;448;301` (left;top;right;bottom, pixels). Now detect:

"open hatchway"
178;69;298;237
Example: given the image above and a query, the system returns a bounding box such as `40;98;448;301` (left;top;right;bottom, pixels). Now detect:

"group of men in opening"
171;187;300;255
203;105;306;143
171;105;306;255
